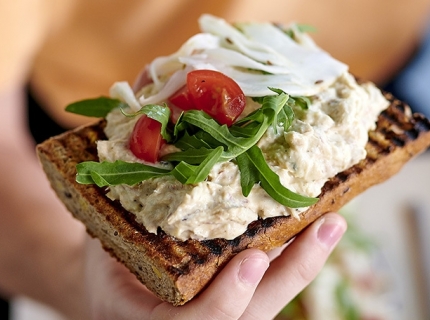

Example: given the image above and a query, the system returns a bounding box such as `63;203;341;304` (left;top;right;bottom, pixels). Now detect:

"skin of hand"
85;212;346;320
0;87;90;320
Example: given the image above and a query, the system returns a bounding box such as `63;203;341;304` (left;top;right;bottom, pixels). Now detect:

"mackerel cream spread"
96;15;389;240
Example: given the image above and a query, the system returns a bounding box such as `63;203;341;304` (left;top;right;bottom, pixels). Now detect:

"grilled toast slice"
36;92;430;305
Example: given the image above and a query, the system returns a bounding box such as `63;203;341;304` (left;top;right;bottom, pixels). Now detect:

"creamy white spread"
97;15;389;240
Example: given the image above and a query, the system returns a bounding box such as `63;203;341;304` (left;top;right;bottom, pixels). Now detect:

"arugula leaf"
235;150;260;197
228;121;261;138
235;90;288;126
66;97;126;118
121;104;172;141
76;160;170;187
178;111;242;147
290;96;311;110
77;149;223;187
236;146;318;208
162;147;219;165
243;88;295;134
173;131;213;150
171;146;223;184
169;162;196;184
277;101;295;132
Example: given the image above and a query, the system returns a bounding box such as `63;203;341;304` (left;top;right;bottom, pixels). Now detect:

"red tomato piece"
129;115;165;163
168;85;194;111
169;70;245;126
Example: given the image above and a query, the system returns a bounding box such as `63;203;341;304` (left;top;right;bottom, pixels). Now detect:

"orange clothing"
1;0;429;127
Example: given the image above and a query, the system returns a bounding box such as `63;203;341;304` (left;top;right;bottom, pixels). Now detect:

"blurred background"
1;0;430;319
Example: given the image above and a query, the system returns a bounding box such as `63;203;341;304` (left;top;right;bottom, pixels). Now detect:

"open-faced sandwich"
36;14;430;305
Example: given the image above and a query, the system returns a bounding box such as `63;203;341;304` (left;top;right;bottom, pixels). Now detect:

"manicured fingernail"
317;216;345;249
238;255;269;286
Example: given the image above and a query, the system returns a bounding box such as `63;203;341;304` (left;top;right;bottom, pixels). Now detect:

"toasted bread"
36;92;430;305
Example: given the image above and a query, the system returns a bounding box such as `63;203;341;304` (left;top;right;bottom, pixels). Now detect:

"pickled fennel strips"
110;14;348;112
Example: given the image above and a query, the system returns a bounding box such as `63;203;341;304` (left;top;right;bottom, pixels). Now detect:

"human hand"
84;212;346;320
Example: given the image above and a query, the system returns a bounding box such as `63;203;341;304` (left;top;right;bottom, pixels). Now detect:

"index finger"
242;213;347;320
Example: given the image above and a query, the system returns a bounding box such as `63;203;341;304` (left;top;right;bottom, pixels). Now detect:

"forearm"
0;87;89;319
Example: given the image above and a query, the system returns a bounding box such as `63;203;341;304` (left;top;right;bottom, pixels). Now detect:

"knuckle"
205;302;240;320
292;254;324;285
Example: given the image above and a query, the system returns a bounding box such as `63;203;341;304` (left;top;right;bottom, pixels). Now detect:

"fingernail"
238;255;269;286
317;216;345;249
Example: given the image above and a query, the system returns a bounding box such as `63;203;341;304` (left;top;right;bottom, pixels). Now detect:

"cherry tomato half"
129;115;165;163
169;70;245;126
